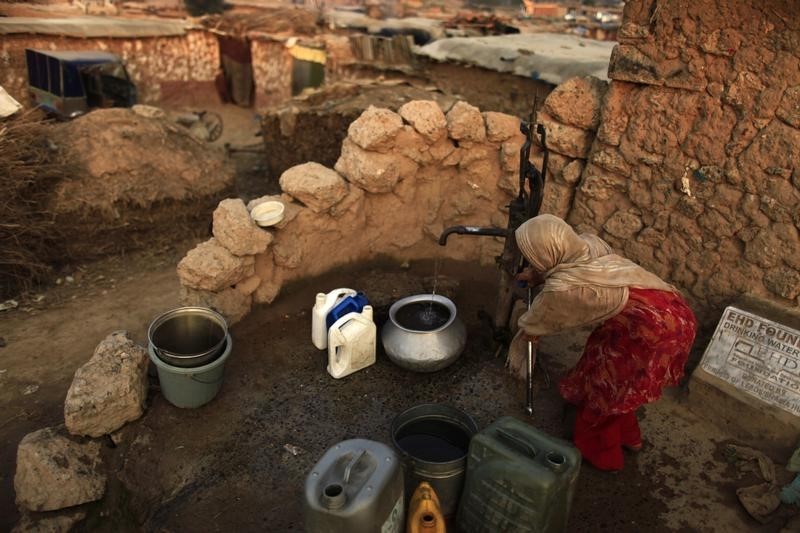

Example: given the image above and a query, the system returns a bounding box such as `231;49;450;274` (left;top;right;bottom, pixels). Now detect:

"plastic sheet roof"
0;17;189;38
416;33;616;85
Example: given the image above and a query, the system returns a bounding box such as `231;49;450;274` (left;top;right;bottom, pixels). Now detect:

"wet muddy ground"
1;255;797;531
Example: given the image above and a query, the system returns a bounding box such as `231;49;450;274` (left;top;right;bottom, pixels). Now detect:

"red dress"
558;288;697;470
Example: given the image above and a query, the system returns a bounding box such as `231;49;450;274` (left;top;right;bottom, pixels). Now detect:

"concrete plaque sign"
700;306;800;416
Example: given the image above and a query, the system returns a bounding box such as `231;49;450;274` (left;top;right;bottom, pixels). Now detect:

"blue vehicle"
25;49;137;119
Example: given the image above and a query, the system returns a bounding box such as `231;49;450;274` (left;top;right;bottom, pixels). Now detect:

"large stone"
500;139;523;173
596;81;635;146
590;147;631;176
393;126;432;164
398;100;446;143
12;509;87;533
764;267;800;300
608;45;662;86
212;198;273;256
776;86;800;128
279;163;348;213
64;331;149;438
484;111;522;143
544;76;608;131
446;101;486;142
180;286;252;326
347;106;404;151
15;427;105;512
603;210;643;239
560;159;585;185
538;113;594;159
334;138;417;193
744;228;784;269
177;239;255;292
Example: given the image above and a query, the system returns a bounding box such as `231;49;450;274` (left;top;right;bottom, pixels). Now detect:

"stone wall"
542;0;799;320
0;31;219;105
177;100;549;324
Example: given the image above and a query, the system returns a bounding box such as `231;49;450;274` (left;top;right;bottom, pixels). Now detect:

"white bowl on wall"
250;201;285;227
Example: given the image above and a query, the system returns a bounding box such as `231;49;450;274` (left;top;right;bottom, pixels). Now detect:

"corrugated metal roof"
0;16;189;38
27;49;121;62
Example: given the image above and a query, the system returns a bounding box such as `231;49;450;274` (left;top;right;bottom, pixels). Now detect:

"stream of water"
427;256;442;314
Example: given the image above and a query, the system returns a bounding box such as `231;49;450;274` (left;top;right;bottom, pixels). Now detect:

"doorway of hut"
290;44;325;96
216;35;255;107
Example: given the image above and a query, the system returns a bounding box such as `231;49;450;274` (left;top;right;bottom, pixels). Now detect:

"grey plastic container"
456;416;581;533
147;334;232;409
304;439;404;533
390;403;478;519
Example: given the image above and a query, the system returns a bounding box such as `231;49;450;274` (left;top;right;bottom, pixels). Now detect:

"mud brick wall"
250;37;293;109
559;0;800;318
0;31;219;105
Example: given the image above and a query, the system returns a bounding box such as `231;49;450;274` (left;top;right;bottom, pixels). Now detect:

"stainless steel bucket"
148;307;228;368
390;403;478;518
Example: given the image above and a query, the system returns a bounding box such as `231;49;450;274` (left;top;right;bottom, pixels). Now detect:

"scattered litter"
726;444;781;523
0;299;18;312
65;275;75;283
0;369;7;373
33;294;45;302
284;443;303;456
56;278;63;285
23;384;39;395
400;260;411;269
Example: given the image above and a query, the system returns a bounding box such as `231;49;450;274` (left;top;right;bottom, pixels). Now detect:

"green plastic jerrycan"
456;416;581;533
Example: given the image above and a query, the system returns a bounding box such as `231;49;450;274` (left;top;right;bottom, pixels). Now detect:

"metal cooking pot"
148;307;228;368
381;294;466;372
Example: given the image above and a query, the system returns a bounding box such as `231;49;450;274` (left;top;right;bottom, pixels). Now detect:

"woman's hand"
516;267;544;288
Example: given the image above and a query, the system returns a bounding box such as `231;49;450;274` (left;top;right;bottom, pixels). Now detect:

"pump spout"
438;225;508;246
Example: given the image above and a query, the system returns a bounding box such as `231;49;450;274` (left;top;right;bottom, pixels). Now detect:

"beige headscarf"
516;214;676;337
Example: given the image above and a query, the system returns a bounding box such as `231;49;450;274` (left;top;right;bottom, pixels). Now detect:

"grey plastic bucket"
148;334;232;408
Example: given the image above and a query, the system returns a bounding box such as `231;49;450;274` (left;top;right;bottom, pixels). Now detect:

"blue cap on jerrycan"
326;292;369;329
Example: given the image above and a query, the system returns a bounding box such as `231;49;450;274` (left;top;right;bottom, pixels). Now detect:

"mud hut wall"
0;31;219;105
250;38;293;109
543;0;800;318
422;61;556;118
320;34;358;84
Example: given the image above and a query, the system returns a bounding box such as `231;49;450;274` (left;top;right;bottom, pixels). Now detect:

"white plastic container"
312;288;357;350
328;306;376;379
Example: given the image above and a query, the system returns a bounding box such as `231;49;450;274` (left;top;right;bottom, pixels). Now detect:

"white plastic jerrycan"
328;306;376;379
313;288;357;350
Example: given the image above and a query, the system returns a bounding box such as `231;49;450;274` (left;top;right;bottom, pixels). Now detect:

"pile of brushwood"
0;112;74;299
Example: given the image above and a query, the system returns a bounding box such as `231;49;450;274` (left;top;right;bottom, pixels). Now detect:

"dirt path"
0;246;189;528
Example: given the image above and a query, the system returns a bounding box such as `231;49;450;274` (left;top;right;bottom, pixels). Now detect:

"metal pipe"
438;226;507;246
525;286;534;417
